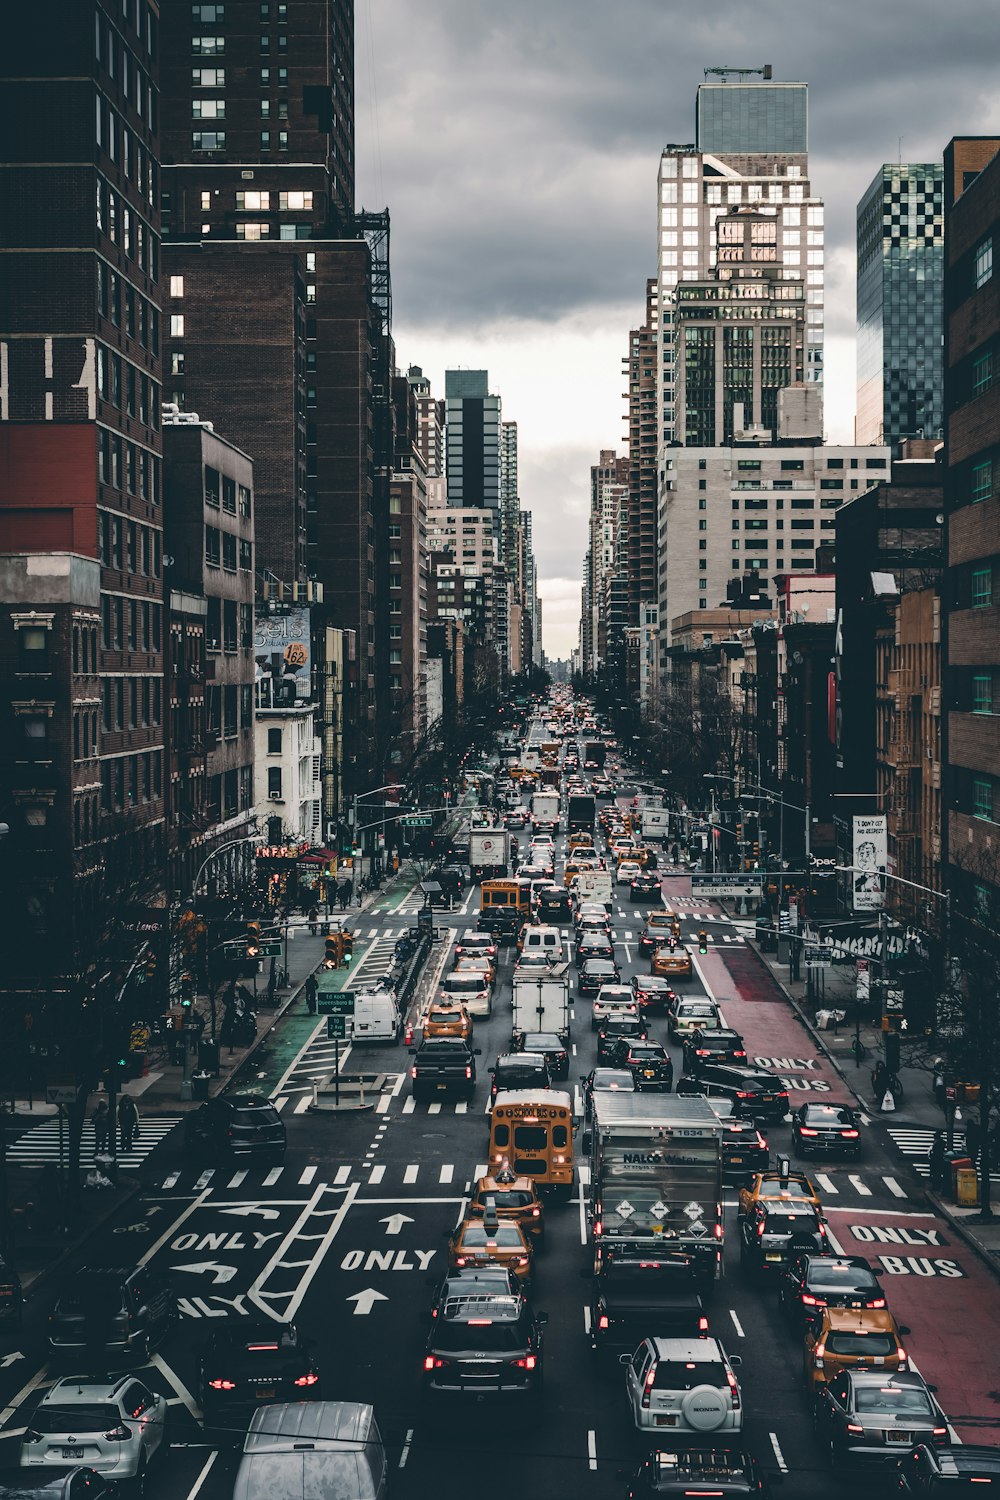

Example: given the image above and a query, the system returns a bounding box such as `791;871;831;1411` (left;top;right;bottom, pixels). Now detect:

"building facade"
445;369;501;526
856;163;944;450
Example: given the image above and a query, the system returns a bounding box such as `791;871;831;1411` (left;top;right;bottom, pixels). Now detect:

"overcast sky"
354;0;1000;659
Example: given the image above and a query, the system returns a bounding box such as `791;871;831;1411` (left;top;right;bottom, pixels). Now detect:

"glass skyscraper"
856;163;944;450
696;80;808;154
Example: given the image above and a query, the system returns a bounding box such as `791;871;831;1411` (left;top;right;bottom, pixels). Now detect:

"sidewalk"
725;906;1000;1277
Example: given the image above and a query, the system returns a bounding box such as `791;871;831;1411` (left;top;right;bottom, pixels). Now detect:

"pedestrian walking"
304;973;318;1015
965;1113;981;1167
932;1059;946;1112
928;1130;948;1192
118;1094;139;1151
307;904;319;937
338;880;351;912
92;1099;110;1153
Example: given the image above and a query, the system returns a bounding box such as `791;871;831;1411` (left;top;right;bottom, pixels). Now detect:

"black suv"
575;931;615;966
489;1052;550;1104
579;957;621;996
421;1289;547;1397
606;1039;674;1091
897;1444;1000;1493
739;1202;828;1278
184;1093;286;1161
587;1254;705;1358
409;1038;480;1102
778;1254;886;1329
682;1028;748;1073
47;1265;176;1365
198;1320;321;1424
513;1031;568;1081
597;1014;647;1064
675;1064;789;1122
623;1448;775;1498
536;887;572;923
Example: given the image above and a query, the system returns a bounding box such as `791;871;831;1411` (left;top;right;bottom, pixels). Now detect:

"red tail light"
513;1354;537;1369
641;1367;655;1408
698;1315;708;1331
598;1314;609;1329
410;1066;417;1078
293;1372;320;1387
207;1379;237;1391
726;1368;740;1409
870;1298;886;1309
757;1221;766;1238
465;1066;472;1079
798;1126;819;1137
847;1422;864;1435
733;1049;747;1058
801;1294;826;1307
423;1356;445;1371
104;1425;130;1441
736;1090;751;1099
841;1129;860;1139
932;1427;948;1440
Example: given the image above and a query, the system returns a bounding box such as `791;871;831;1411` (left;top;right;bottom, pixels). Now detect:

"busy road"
0;706;998;1498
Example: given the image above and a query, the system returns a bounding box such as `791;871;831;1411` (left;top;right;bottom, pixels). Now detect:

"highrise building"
0;1;166;1041
445;370;501;527
500;419;519;574
406;365;445;477
856;163;944;450
625;279;659;649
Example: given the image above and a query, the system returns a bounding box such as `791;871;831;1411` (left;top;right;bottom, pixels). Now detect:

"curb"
740;936;1000;1284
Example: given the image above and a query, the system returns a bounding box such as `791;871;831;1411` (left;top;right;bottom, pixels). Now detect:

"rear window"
36;1404;121;1433
57;1281;126;1314
803;1106;856;1125
810;1264;877;1290
435;1321;525;1352
514;1125;548;1150
854;1386;932;1416
462;1225;523;1248
653;1359;728;1391
442;976;486;996
827;1332;896;1356
765;1214;818;1236
234;1105;280;1125
488;1190;535;1208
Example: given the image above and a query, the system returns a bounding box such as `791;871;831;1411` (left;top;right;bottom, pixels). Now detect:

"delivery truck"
530;790;561;834
641;808;670;841
468;827;513;881
584;740;607;769
567;792;596;833
511;963;571;1044
585;1093;723;1283
570;869;613;909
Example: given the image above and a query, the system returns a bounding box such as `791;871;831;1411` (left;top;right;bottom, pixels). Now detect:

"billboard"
255;608;312;707
851;815;887;912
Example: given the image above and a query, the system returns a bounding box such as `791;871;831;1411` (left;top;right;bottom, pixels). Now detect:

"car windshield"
653;1361;728;1391
35;1403;121;1433
810;1264;877;1290
461;1225;524;1248
434;1320;525;1352
854;1385;933;1416
827;1332;896;1356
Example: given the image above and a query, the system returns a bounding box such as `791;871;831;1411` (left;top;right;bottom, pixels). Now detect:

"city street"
1;775;998;1499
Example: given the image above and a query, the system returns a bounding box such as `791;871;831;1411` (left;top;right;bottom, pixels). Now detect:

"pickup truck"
407;1038;481;1103
586;1253;707;1357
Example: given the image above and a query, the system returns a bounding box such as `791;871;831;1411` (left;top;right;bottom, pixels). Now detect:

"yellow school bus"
488;1090;574;1195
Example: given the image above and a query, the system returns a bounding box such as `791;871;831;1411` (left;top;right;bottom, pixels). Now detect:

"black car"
597;1014;647;1064
739;1201;828;1278
579;957;621;995
631;974;677;1016
792;1101;863;1159
184;1093;286;1161
478;903;520;938
676;1063;790;1122
582;1068;635;1122
428;1266;523;1320
0;1254;23;1331
778;1254;886;1328
607;1040;674;1091
575;931;615;966
489;1052;550;1104
198;1320;321;1423
0;1470;115;1500
536;887;573;922
410;1038;481;1101
682;1027;748;1073
815;1370;949;1475
513;1031;568;1081
897;1443;1000;1493
623;1448;775;1498
421;1288;547;1397
587;1254;706;1358
47;1265;176;1365
629;873;661;903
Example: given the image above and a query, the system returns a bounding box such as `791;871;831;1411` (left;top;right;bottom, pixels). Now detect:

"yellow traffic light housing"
698;929;708;954
324;933;341;969
246;920;261;958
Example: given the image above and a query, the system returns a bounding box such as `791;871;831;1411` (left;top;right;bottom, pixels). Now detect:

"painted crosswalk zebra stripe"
7;1114;181;1169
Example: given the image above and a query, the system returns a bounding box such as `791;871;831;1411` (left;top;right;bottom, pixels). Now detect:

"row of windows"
102;674;163;733
96;341;160;424
205;525;253;573
99;0;157;62
96;92;157;198
192;2;289;18
101;594;163;655
98;430;161;505
101;750;163;816
204;466;252;517
99;512;162;578
206;683;253;739
192;34;291;57
951;558;997;610
205;597;253;652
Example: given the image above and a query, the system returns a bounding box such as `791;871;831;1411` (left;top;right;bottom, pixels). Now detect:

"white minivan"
520;924;563;961
349;985;401;1043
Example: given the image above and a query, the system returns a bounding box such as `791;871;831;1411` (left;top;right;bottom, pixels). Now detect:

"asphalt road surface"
1;767;998;1499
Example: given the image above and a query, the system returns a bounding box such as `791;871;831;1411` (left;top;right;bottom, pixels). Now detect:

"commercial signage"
254;607;312;708
803;945;832;969
852;814;887;912
691;874;763;898
856;959;871;1001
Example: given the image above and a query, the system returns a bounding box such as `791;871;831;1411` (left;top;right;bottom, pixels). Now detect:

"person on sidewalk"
307;904;319;936
118;1094;139;1151
932;1059;946;1111
91;1098;110;1153
928;1131;948;1192
965;1113;981;1167
304;973;318;1015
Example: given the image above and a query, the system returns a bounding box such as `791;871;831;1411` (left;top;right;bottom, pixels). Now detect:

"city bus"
488;1090;574;1196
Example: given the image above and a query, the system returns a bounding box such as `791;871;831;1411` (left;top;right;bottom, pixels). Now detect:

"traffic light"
325;934;341;969
246;921;261;959
698;929;708;954
341;931;354;964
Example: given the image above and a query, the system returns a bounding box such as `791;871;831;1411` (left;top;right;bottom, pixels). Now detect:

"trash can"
129;1051;146;1080
191;1070;212;1101
198;1038;220;1077
950;1155;972;1198
956;1167;980;1207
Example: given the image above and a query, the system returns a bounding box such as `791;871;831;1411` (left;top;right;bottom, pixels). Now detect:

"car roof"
44;1378;131;1402
244;1401;375;1452
649;1336;724;1359
846;1370;927;1390
441;1293;523;1323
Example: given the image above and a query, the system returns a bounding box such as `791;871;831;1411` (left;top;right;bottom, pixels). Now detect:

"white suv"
621;1336;743;1436
591;984;638;1031
21;1377;167;1488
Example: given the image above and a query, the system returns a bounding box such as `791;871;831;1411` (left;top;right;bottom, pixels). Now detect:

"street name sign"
690;874;763;898
327;1015;348;1040
318;989;356;1016
259;941;282;957
401;814;432;828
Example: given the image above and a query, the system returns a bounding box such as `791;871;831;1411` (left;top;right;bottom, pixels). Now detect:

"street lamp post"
191;831;263;901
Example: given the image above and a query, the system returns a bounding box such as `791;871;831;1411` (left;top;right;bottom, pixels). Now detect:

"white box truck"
641;808;670;841
512;964;570;1043
570;869;613;909
469;827;512;881
530;790;560;834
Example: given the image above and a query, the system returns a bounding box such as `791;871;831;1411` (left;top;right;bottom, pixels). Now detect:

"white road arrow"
346;1288;388;1315
218;1204;281;1220
379;1213;414;1236
172;1260;238;1285
1;1352;25;1368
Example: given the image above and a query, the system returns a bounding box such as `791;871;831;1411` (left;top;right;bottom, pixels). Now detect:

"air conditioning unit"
268;792;283;801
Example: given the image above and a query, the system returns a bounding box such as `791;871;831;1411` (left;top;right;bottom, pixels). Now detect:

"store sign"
852;815;887;912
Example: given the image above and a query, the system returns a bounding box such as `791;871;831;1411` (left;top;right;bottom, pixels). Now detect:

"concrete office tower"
445;370;502;528
856;164;945;450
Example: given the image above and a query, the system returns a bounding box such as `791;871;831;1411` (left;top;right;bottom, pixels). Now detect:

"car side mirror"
899;1325;911;1337
487;1065;495;1073
473;1048;482;1056
927;1384;938;1394
728;1355;742;1367
618;1353;631;1366
408;1047;417;1055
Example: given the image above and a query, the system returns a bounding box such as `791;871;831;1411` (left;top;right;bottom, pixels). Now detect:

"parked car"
0;1470;114;1500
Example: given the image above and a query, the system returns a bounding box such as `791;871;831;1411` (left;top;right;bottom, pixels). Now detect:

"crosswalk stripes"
888;1125;1000;1185
8;1114;181;1169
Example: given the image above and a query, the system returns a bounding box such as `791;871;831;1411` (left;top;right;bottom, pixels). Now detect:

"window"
191;131;226;151
170;352;185;375
236;190;270;211
168;275;184;298
222;475;236;513
279;191;313;211
192;35;225;55
192;67;225;86
267;727;282;754
205;466;220;506
192;99;225;119
972;566;993;608
239;537;253;570
236;222;270;240
973;673;994;714
973;350;994;396
971;459;993;504
973;777;993;821
267;766;282;798
206;597;221;649
223;600;237;652
205;526;220;567
222;532;237;571
192;4;225;19
975;236;993;290
170;314;184;336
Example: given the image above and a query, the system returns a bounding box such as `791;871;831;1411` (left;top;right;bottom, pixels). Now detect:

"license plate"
62;1448;85;1459
765;1252;783;1262
762;1095;773;1103
886;1431;910;1443
643;1070;655;1078
729;1156;744;1165
436;1083;447;1090
654;1414;677;1427
254;1385;277;1398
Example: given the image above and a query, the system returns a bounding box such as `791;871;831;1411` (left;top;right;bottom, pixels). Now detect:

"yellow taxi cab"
803;1307;910;1393
610;838;637;861
651;943;693;979
738;1160;823;1222
447;1203;534;1284
452;944;497;985
423;1001;474;1043
563;858;599;888
467;1162;545;1244
568;832;593;852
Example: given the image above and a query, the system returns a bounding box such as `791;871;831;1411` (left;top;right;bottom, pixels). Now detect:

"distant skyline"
355;0;1000;656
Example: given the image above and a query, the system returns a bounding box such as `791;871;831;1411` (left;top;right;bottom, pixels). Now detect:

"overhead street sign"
318;989;356;1016
401;814;433;828
259;942;283;957
691;874;763;898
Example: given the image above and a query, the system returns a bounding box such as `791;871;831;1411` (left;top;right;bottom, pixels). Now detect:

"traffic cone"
404;1020;413;1046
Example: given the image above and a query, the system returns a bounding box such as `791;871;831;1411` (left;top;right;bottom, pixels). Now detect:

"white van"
520;924;563;960
348;985;401;1043
571;870;613;910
